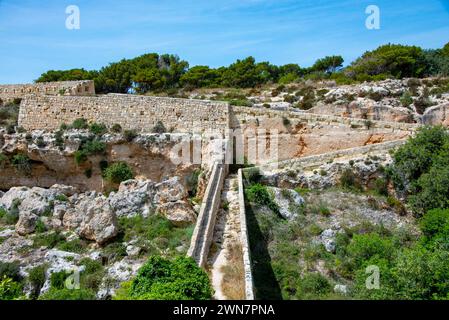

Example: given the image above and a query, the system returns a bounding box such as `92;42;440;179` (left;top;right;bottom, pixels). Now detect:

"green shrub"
104;162;134;184
71;118;88;130
11;154;31;175
57;239;88;254
0;262;21;282
245;184;279;214
0;153;7;168
32;232;66;249
123;130;138;142
6;124;15;134
343;233;396;274
35;136;46;148
74;150;87;165
186;169;201;197
89;123;108;135
152;121;167;134
0;277;22;300
419;209;449;246
282;117;291;127
55;194;68;202
373;178;389;196
28;265;47;299
35;219;47;233
400;91;414;107
83;139;106;155
339;169;361;190
111;124;122;133
39;288;95;300
296;273;331;299
243;167;261;185
116;256;212;300
54;130;64;149
79;258;104;291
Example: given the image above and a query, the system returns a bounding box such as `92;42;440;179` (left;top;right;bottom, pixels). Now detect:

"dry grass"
220;243;245;300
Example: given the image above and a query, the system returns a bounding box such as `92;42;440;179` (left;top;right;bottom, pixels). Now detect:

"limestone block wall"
18;94;230;133
0;81;95;105
229;106;417;164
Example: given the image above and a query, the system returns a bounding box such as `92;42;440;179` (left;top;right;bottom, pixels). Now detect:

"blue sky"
0;0;448;84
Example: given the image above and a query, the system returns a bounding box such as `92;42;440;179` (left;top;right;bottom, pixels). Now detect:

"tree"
345;44;427;78
180;66;220;88
221;57;262;88
442;42;449;57
311;56;344;74
36;69;97;83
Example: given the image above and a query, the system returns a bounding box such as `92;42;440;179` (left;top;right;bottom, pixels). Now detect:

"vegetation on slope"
245;126;449;300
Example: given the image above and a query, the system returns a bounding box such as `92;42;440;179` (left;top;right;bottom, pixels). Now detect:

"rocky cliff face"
0;129;202;192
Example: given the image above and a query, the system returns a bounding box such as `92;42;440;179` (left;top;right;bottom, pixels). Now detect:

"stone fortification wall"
18;94;230;133
0;81;95;105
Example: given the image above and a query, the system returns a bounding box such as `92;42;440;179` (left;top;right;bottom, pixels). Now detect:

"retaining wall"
18;94;230;133
230;106;419;132
257;139;408;171
0;81;95;104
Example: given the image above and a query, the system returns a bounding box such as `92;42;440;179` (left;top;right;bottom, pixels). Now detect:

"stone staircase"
207;174;244;300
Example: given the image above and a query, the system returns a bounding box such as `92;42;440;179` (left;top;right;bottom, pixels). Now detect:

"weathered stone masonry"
18;94;230;133
0;80;95;105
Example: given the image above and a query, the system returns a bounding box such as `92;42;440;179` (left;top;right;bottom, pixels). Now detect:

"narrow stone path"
207;174;244;300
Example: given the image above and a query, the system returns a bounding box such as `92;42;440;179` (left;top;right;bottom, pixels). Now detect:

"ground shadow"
246;205;283;300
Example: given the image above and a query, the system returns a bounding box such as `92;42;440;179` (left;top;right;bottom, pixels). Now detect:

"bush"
54;130;64;149
89;123;107;135
245;184;279;214
79;258;105;291
57;239;88;254
32;232;66;249
35;136;46;148
0;262;21;282
389;126;448;189
123;130;138;142
296;273;331;299
0;277;22;300
71;118;88;130
0;153;7;168
28;265;47;298
111;124;122;133
39;288;95;300
373;178;389;196
83;140;106;155
55;194;68;202
116;256;212;300
152;121;167;134
104;162;134;184
11;154;31;175
74;150;88;165
343;233;395;274
419;209;449;246
400;91;413;107
186;169;201;197
339;169;361;190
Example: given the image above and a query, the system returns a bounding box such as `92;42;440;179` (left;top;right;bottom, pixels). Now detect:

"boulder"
270;187;304;220
16;212;39;236
108;179;154;218
63;192;118;244
158;201;196;226
320;229;337;253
